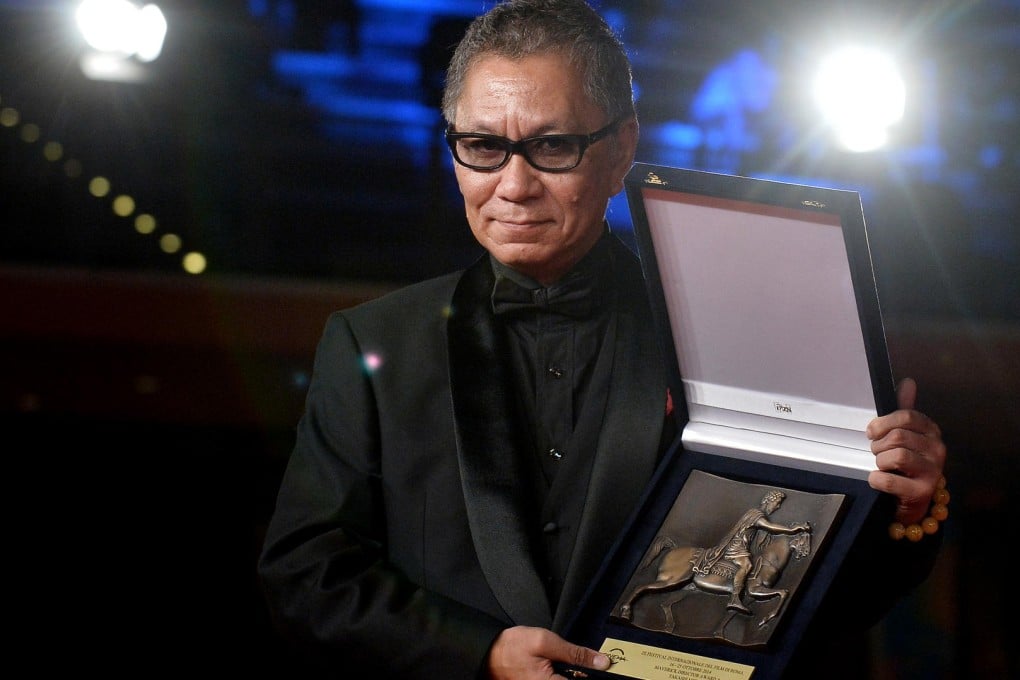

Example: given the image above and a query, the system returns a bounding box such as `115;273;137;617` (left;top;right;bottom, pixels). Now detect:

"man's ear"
610;116;639;194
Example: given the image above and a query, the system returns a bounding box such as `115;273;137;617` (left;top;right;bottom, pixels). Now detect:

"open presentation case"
559;164;898;680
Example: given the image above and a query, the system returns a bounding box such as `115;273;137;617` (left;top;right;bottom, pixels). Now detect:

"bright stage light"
135;4;169;62
76;0;167;63
813;46;905;152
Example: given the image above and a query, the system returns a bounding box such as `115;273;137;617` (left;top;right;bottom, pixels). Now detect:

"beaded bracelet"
888;475;949;541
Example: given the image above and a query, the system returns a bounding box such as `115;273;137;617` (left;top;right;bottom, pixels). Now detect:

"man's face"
451;52;637;285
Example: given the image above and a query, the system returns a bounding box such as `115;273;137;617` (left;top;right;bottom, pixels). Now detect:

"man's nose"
496;152;542;198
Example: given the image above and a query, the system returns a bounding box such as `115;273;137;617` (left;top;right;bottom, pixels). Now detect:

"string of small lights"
0;92;208;275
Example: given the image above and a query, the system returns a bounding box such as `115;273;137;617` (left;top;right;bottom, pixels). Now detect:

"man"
258;2;948;678
691;490;811;614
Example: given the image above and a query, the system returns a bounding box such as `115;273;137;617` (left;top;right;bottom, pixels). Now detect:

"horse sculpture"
615;530;812;640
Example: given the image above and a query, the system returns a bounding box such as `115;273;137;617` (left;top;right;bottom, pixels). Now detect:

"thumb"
565;644;611;673
896;377;917;411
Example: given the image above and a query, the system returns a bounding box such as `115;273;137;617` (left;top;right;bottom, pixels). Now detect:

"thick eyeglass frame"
444;118;622;173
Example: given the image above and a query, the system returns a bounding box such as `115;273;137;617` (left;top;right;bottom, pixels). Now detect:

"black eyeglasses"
444;119;621;173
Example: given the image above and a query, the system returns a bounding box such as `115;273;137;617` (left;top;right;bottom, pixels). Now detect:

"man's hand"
486;626;611;680
866;377;948;525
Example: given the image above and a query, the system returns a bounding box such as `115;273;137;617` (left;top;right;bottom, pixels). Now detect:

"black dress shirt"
490;234;616;605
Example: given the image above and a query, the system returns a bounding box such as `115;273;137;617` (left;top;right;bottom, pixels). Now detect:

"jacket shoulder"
339;271;464;326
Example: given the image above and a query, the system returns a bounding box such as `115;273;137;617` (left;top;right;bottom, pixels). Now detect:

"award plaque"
558;164;897;680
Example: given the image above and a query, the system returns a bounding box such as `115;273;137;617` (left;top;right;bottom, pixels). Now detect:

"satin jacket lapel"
448;257;553;627
554;239;668;629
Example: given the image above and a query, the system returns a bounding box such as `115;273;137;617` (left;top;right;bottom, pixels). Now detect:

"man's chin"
494;249;576;284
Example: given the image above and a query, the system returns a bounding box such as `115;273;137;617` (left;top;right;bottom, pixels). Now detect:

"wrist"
888;476;949;541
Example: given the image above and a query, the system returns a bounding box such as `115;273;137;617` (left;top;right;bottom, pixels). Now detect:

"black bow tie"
491;274;597;317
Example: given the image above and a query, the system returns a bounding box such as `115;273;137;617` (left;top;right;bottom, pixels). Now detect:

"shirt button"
547;366;564;378
548;448;563;459
542;522;558;534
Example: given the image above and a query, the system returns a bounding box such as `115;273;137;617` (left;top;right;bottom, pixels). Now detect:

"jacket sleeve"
257;312;505;679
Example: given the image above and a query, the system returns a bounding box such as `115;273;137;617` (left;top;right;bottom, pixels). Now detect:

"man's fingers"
868;469;935;525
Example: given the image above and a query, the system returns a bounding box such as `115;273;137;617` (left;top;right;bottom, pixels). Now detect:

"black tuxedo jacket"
258;234;938;679
259;235;672;677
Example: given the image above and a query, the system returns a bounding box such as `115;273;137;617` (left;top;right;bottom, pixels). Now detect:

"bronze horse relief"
613;529;812;647
609;480;832;650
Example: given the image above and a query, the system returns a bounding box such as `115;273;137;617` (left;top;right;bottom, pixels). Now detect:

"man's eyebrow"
525;120;582;136
455;121;575;137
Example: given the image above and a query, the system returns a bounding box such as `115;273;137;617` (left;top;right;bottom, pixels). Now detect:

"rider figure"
693;490;811;614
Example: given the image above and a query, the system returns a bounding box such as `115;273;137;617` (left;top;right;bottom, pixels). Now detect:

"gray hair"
441;0;636;127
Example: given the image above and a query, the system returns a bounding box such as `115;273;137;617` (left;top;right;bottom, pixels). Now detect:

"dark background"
1;1;1017;677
